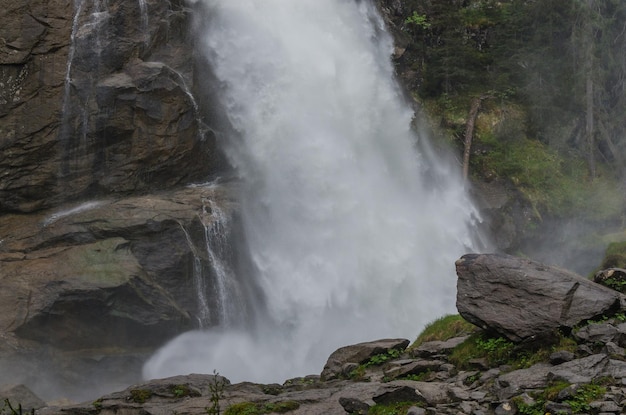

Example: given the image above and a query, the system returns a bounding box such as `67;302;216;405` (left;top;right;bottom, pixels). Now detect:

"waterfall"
144;0;484;383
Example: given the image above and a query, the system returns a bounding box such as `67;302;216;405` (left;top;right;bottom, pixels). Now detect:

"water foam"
144;0;484;383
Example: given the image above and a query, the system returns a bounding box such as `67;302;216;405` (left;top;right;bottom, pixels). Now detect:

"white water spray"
144;0;483;383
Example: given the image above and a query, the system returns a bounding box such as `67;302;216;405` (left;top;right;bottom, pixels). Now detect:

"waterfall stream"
144;0;484;383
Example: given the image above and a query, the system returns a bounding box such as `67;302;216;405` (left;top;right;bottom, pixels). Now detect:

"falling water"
59;0;110;172
138;0;148;34
144;0;483;383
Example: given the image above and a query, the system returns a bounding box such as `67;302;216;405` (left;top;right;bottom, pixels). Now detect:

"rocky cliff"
0;0;244;400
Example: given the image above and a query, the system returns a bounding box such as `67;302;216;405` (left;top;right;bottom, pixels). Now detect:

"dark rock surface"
456;253;626;342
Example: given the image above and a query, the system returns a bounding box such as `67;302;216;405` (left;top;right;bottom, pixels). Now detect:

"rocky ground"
3;254;626;415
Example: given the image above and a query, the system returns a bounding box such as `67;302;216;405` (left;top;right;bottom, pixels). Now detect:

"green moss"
223;401;299;415
411;314;477;348
129;389;152;404
600;241;626;269
171;384;200;398
368;402;419;415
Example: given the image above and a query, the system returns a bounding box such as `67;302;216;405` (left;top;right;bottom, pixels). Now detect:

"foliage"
364;349;402;367
171;384;200;399
599;241;626;269
223;401;299;415
450;330;577;370
411;314;478;348
207;370;226;415
404;11;430;29
367;401;419;415
512;382;606;415
129;389;153;404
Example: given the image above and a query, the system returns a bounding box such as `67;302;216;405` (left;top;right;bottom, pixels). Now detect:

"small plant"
404;11;431;29
129;389;153;404
171;384;199;399
92;399;103;410
207;370;226;415
564;384;605;413
364;349;402;368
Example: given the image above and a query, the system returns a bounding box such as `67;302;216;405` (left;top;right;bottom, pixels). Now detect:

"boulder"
0;384;46;412
456;253;626;342
320;338;409;380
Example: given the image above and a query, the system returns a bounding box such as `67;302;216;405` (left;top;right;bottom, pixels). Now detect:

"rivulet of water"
144;0;484;384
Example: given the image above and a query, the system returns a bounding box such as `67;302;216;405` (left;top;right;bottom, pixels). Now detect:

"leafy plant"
404;11;431;29
365;349;402;367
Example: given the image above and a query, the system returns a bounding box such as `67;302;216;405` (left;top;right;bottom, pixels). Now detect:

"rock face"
0;0;239;401
0;184;261;401
0;0;222;213
456;253;626;342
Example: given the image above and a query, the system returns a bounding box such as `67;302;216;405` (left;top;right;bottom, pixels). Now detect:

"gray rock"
338;396;369;414
574;323;626;345
456;253;626;342
407;406;427;415
548;354;609;384
372;382;426;405
589;400;621;413
544;401;572;414
0;384;46;412
549;350;575;365
321;338;409;380
411;336;470;358
495;363;552;399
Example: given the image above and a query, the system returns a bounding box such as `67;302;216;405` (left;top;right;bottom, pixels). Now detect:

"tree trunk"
462;96;484;180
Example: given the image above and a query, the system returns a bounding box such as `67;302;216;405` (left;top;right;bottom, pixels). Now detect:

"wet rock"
320;338;409;380
0;384;46;412
338;396;369;414
456;253;626;342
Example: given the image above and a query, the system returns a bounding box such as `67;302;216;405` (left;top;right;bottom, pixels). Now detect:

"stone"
0;384;46;412
549;350;576;365
372;382;426;405
594;268;626;292
338;397;370;414
544;401;572;414
456;253;626;342
574;323;626;345
411;336;470;358
548;354;609;384
320;338;409;380
407;406;427;415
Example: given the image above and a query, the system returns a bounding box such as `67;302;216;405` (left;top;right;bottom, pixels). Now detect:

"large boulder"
456;253;626;342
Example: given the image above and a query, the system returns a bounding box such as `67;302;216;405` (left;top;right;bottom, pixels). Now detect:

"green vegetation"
172;384;200;399
129;389;153;404
364;349;402;367
599;241;626;269
223;401;299;415
449;330;577;370
411;314;477;348
398;0;626;253
367;401;419;415
512;382;606;415
207;370;226;415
